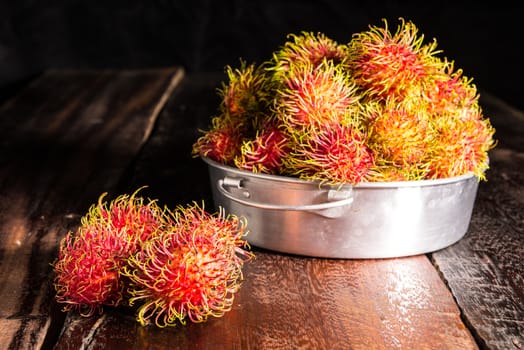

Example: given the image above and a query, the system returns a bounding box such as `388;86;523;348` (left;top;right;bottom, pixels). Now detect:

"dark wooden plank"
0;67;184;349
432;147;524;350
54;254;478;349
431;91;524;350
52;72;478;349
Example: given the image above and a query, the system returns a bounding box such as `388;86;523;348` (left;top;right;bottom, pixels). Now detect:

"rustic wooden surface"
431;95;524;350
0;70;522;349
0;68;184;349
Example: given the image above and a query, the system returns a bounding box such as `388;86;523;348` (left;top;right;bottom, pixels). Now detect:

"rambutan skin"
234;122;290;174
219;61;274;122
53;232;123;316
269;31;349;78
192;116;244;165
283;123;374;184
52;188;167;316
274;60;361;130
122;203;253;328
347;18;443;102
193;18;496;184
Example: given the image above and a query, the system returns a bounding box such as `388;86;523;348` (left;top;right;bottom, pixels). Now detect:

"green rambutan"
122;203;253;327
53;188;166;316
219;60;274;126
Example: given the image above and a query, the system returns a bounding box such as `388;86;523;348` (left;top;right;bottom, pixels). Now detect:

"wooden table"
0;68;522;350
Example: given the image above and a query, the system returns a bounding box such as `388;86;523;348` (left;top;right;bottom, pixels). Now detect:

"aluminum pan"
203;157;479;259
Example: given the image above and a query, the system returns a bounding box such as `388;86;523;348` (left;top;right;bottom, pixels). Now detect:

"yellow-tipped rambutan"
122;203;253;327
423;64;480;116
364;100;434;180
283;123;373;184
428;111;496;179
274;60;361;130
348;18;443;101
270;31;349;79
219;60;274;126
52;188;166;316
234;121;290;174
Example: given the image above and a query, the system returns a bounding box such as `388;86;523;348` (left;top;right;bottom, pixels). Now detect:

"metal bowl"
203;157;479;259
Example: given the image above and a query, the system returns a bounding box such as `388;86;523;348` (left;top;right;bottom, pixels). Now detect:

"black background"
1;1;522;110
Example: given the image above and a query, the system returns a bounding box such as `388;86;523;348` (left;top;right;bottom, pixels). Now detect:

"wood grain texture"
54;253;478;350
432;94;524;350
432;148;524;350
0;67;184;349
52;72;478;350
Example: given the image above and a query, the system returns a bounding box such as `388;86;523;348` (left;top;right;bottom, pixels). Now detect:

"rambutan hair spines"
268;31;350;80
122;202;253;327
52;187;168;316
347;17;444;102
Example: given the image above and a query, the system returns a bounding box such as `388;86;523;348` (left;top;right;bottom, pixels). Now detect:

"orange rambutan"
364;100;434;180
428;111;495;179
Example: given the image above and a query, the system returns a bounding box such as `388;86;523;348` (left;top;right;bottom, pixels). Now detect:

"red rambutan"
53;188;166;316
274;60;361;130
122;203;253;327
192;115;244;165
283;123;374;184
234;122;290;174
348;18;443;101
270;31;349;78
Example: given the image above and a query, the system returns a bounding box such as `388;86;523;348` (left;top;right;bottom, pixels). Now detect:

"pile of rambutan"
192;18;496;184
52;188;253;328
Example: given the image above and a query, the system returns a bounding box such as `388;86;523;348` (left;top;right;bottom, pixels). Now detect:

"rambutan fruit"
273;60;362;130
53;188;167;316
423;65;480;116
428;112;496;179
269;31;349;78
234;122;290;174
53;231;123;316
283;123;373;184
193;61;275;165
219;60;274;127
122;203;253;327
192;115;244;165
364;100;434;180
348;18;443;102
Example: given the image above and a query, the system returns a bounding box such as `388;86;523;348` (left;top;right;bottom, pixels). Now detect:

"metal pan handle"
217;176;353;212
